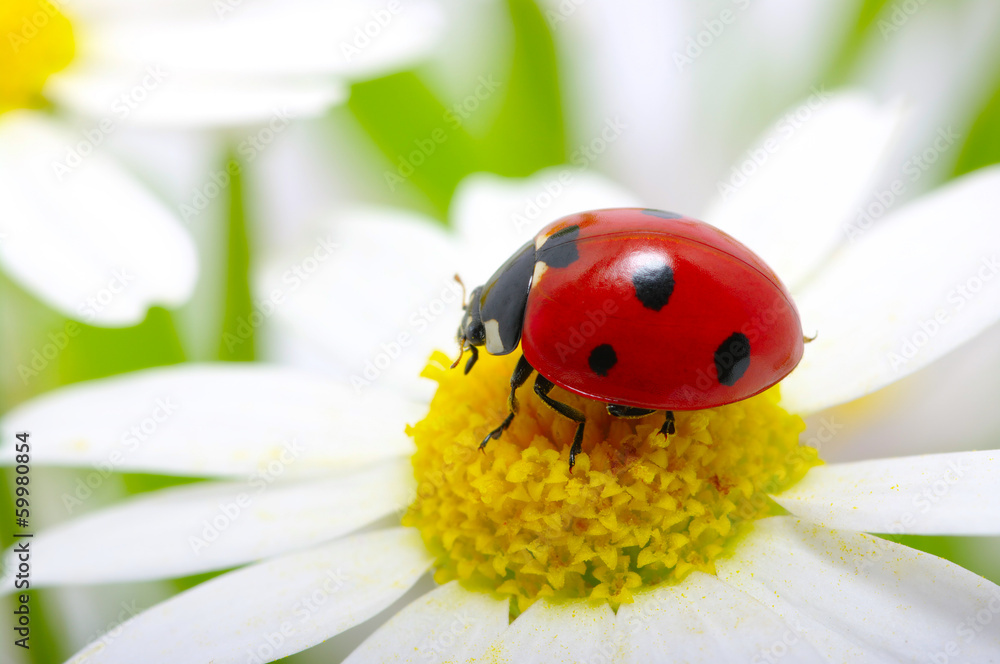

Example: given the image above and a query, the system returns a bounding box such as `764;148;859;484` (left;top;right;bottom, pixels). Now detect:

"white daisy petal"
0;364;421;476
1;459;413;589
73;0;444;78
48;66;347;128
451;168;641;286
479;598;616;664
0;112;196;325
824;321;1000;461
781;165;1000;414
618;571;826;663
703;92;902;290
65;528;433;664
546;2;699;210
772;450;999;535
344;581;508;664
716;517;1000;663
262;207;461;401
55;0;444;126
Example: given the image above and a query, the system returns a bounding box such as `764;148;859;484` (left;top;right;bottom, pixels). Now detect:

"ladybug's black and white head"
458;285;486;348
455;240;537;374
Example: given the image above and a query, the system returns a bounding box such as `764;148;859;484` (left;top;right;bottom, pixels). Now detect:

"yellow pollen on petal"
403;350;821;616
0;0;75;114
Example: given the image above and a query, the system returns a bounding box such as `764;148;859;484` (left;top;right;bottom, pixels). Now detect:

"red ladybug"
455;208;804;469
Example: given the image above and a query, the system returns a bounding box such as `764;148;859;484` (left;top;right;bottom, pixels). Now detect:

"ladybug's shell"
520;209;803;410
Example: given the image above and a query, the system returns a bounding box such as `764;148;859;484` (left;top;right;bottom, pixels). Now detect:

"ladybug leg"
464;345;479;375
660;411;676;436
606;404;656;419
607;404;674;437
533;374;587;470
479;354;534;450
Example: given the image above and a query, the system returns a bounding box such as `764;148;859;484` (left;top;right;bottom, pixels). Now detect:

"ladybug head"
453;239;536;374
452;285;485;374
458;285;487;348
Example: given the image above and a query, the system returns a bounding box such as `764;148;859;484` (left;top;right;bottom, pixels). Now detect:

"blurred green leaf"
58;307;185;384
481;0;566;175
824;0;897;86
953;76;1000;176
349;72;479;218
172;567;234;592
120;472;204;496
217;154;255;362
893;534;1000;585
348;0;566;221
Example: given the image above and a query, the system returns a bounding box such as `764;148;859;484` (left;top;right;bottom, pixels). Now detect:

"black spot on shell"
642;209;683;219
538;225;580;268
632;258;675;311
588;344;617;376
715;333;751;386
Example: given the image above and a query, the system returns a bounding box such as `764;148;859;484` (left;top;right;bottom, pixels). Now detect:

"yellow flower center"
0;0;75;114
404;350;821;616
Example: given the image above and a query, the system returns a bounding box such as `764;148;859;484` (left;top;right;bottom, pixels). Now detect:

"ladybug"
455;208;805;469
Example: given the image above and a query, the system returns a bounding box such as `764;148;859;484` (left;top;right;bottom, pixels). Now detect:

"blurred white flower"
0;0;443;325
544;0;1000;213
2;92;1000;663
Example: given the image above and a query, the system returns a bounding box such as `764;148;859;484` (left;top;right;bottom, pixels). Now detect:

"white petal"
65;528;433;664
0;364;421;476
716;516;1000;663
703;91;902;290
0;112;196;325
48;66;346;128
479;598;616;664
618;571;825;663
344;581;508;664
71;0;444;78
451;169;641;286
543;2;701;210
1;459;413;589
773;450;1000;535
820;320;1000;461
782;165;1000;414
55;0;443;126
261;207;460;401
852;0;1000;208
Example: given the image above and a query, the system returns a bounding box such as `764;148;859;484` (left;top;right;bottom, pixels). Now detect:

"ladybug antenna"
451;337;466;369
803;332;818;343
454;274;467;309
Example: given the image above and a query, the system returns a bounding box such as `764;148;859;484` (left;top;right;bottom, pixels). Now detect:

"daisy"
0;0;443;325
547;0;1000;217
4;94;1000;663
